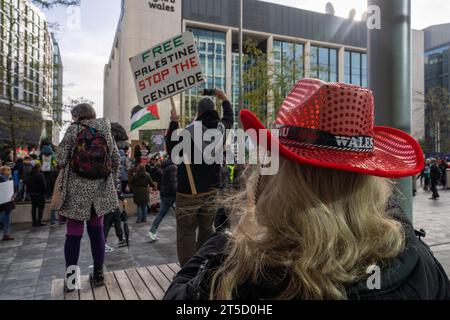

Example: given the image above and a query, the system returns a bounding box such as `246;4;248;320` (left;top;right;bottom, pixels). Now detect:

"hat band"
276;125;374;153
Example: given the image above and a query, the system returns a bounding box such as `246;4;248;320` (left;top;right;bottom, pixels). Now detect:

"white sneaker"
105;244;115;253
148;231;159;242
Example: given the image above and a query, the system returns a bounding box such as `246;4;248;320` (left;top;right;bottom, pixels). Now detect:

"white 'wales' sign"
129;31;204;107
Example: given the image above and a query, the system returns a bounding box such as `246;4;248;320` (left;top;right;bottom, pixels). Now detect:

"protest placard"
129;31;204;108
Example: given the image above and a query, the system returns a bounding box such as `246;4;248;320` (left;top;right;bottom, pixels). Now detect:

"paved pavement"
413;186;450;276
0;209;178;300
0;187;449;300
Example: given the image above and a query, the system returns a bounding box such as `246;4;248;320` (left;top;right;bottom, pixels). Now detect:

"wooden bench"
50;263;181;300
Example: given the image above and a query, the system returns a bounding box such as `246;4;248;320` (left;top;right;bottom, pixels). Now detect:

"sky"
42;0;450;120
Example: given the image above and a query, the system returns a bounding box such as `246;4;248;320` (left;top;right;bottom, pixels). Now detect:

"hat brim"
240;110;424;178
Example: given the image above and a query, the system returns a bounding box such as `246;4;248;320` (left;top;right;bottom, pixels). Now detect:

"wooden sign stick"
170;96;197;195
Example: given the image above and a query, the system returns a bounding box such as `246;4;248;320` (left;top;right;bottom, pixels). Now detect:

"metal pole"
367;0;413;221
239;0;243;114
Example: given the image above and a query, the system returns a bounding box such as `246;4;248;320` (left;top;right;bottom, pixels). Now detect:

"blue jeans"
150;196;176;234
0;210;12;236
136;204;148;221
50;209;57;225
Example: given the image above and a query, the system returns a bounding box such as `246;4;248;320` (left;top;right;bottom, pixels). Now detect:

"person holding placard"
166;88;233;266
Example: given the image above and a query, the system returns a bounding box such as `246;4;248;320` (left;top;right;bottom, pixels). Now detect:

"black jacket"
27;170;46;195
164;200;450;300
146;164;162;190
166;100;234;195
130;171;153;206
430;164;442;181
160;159;178;198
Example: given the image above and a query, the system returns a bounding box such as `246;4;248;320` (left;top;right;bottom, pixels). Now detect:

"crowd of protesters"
0;139;60;240
2;80;450;299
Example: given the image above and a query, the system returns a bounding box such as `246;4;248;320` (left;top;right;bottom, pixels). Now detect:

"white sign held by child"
0;181;14;205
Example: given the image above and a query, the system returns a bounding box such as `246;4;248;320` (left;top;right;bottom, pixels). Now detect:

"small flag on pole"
131;104;159;131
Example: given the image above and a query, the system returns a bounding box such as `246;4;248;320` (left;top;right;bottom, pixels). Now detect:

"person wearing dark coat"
130;164;154;223
439;159;448;189
146;157;162;214
13;158;24;200
134;145;142;165
27;163;47;227
148;158;178;241
15;157;32;201
39;139;55;198
103;122;129;253
430;158;442;200
166;89;234;266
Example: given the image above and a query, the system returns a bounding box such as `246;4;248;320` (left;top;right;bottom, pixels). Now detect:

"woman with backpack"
164;79;450;300
56;103;120;291
39;138;56;198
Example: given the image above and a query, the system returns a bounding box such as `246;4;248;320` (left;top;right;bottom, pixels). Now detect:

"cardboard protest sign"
130;31;204;107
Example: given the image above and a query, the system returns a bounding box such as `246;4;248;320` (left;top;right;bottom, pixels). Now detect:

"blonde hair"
210;158;405;300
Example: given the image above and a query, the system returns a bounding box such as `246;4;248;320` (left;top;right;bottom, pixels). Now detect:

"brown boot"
2;235;15;241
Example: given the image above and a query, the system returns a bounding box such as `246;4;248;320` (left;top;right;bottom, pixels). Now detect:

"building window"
344;50;367;87
231;53;240;127
310;46;338;82
273;40;305;91
184;27;226;120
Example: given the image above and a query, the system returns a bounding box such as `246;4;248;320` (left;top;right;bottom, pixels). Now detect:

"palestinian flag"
131;104;160;131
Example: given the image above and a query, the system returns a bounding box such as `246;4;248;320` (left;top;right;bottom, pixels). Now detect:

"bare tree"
242;39;326;126
31;0;80;9
425;86;450;153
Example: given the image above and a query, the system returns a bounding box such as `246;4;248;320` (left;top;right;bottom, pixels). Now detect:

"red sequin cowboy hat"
240;79;424;178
